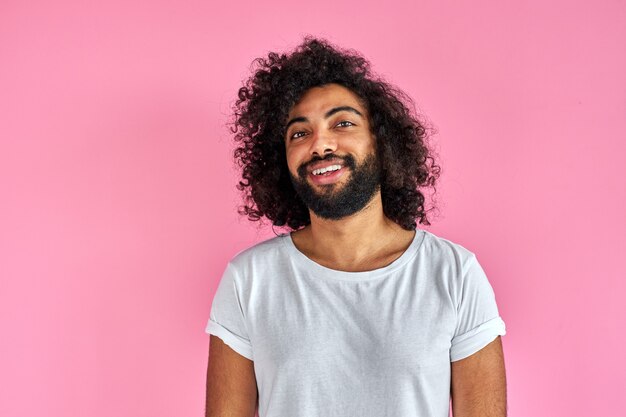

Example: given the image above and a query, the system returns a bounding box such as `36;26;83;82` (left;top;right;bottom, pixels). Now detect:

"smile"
311;164;342;176
308;166;346;185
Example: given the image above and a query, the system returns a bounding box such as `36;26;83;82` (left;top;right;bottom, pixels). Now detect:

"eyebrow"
285;106;364;131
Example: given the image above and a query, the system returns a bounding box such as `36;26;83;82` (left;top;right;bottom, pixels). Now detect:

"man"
205;37;507;417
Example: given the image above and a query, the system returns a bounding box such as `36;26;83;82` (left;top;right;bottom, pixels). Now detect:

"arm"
450;336;507;417
205;335;258;417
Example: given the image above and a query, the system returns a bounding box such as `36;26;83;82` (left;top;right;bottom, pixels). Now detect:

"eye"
336;120;355;128
290;131;307;140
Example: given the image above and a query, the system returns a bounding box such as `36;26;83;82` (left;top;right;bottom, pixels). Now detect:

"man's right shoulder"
227;233;289;271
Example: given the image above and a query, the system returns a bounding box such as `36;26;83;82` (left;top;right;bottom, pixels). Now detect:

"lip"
308;166;346;185
307;158;344;174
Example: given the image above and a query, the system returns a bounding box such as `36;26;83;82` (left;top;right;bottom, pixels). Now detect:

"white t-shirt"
205;229;506;417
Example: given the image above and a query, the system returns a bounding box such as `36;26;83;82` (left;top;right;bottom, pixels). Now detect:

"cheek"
285;149;300;176
363;134;378;153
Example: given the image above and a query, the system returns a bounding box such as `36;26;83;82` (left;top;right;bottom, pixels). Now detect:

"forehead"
287;83;366;118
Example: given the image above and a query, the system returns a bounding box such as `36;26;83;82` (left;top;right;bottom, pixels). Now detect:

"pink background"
1;0;624;416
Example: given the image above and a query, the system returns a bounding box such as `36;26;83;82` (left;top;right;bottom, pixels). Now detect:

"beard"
289;151;381;220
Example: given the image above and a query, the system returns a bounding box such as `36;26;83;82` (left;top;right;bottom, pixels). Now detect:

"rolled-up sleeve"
205;262;253;361
450;254;506;362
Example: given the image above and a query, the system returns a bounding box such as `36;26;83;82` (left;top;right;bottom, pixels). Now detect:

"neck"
297;191;410;267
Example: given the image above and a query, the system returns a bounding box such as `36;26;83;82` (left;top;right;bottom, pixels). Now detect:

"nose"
309;128;337;157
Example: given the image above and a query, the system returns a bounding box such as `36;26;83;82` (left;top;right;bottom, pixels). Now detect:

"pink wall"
1;0;624;415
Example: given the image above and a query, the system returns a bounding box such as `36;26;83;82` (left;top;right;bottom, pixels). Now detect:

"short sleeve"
205;262;254;361
450;253;506;362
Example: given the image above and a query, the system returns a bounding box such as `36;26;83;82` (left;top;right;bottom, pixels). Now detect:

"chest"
249;277;456;379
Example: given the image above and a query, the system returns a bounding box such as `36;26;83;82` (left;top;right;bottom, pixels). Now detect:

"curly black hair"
230;36;441;232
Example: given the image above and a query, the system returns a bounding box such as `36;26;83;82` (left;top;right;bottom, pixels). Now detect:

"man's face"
284;83;381;220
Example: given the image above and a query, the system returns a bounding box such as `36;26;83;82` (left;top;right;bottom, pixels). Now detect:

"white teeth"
312;165;342;175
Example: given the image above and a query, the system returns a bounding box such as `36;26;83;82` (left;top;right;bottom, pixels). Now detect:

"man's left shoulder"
419;229;477;265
